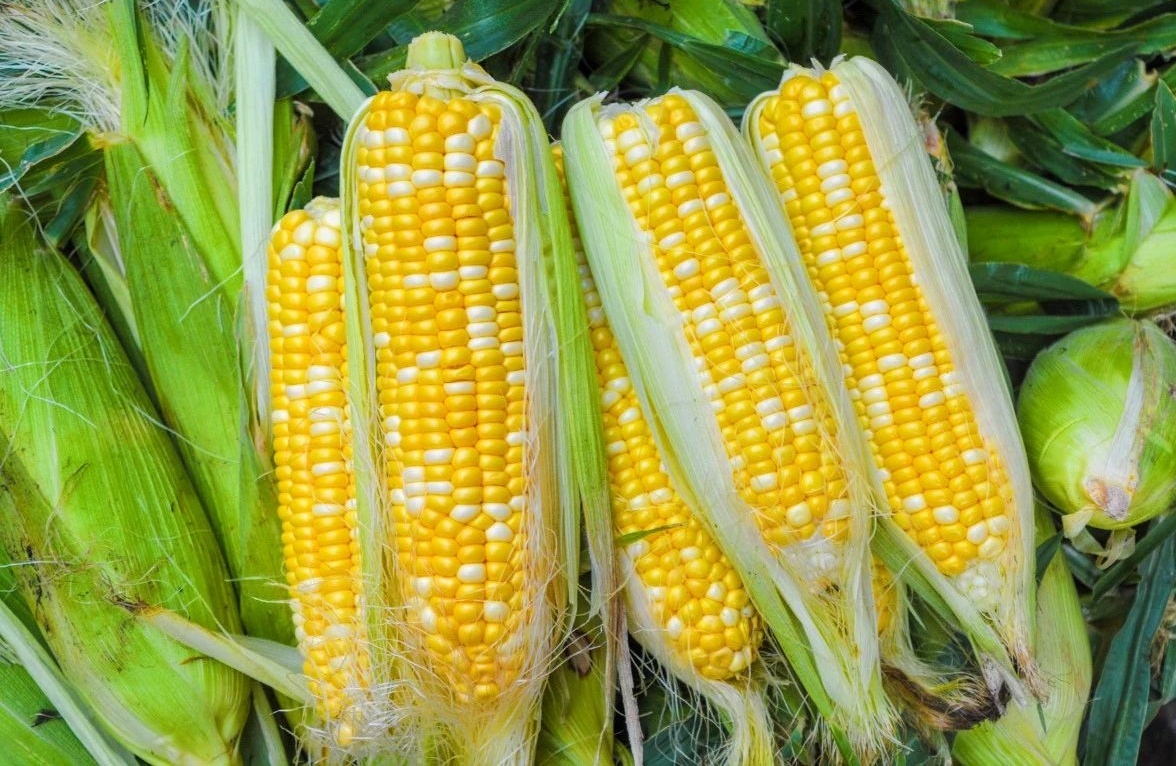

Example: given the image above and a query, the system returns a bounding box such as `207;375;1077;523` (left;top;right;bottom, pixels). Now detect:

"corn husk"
0;560;136;766
967;170;1176;315
563;87;895;763
0;197;250;765
337;32;607;764
1018;318;1176;536
0;0;295;648
952;508;1091;765
744;56;1038;702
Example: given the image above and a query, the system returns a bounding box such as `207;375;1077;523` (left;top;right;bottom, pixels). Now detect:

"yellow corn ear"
744;57;1037;693
563;89;896;762
554;143;773;765
266;198;370;747
339;32;590;764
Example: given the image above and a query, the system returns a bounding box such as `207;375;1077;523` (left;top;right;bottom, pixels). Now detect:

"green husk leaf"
968;262;1119;303
875;0;1136;116
1084;533;1176;765
1150;80;1176;178
586;12;783;107
239;0;370;119
0;594;134;766
1091;512;1176;600
239;686;289;766
763;0;842;64
136;609;308;707
987;313;1117;335
919;18;1003;66
108;0;240;294
531;0;592;131
1030;109;1146;168
104;142;291;648
949;132;1100;217
0;109;83;192
359;0;560;88
959;1;1176;78
587;28;649;92
305;0;417;59
1070;59;1158;136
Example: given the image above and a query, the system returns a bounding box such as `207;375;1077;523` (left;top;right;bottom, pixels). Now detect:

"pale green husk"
0;0;293;649
0;563;134;766
1018;318;1176;532
0;199;250;765
952;509;1091;765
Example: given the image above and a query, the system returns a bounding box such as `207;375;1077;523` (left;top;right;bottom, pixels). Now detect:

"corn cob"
563;89;895;761
0;197;250;765
553;143;772;764
554;144;763;683
266;198;370;746
744;57;1037;686
339;32;587;763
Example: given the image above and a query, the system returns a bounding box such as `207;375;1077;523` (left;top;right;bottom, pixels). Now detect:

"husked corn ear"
267;198;369;744
563;89;894;762
745;58;1036;680
341;32;582;764
553;146;762;683
609;98;861;566
359;87;531;706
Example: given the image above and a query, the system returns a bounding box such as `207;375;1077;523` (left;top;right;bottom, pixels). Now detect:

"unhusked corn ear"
0;198;250;766
554;145;762;684
342;32;580;764
745;58;1036;684
563;89;895;762
267;198;369;746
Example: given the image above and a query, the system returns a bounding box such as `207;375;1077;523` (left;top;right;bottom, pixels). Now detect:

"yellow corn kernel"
267;198;368;744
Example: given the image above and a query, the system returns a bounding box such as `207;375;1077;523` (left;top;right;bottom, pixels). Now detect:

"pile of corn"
2;1;1175;764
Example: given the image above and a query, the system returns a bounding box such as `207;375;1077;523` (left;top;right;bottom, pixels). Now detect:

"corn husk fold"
0;198;250;766
1018;318;1176;535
